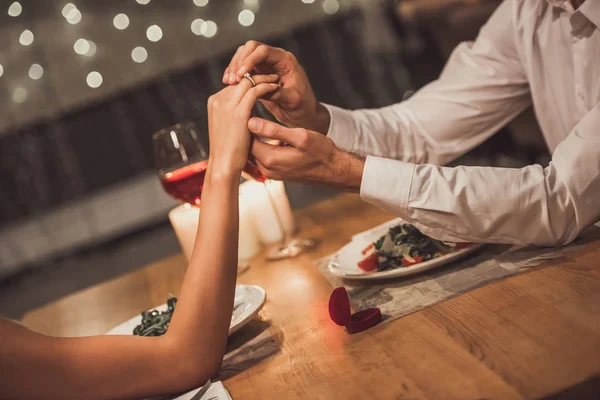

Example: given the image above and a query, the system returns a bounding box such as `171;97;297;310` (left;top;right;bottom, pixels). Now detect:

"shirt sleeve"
361;103;600;246
324;0;531;166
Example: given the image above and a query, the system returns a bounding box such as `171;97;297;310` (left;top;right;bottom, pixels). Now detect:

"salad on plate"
358;224;471;273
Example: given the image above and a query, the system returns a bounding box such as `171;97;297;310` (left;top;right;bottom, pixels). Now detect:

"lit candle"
168;203;198;261
241;180;296;245
168;181;263;263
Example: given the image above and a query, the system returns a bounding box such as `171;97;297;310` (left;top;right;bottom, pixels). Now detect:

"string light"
19;29;34;46
13;87;27;103
28;64;43;80
8;2;22;17
86;71;103;88
74;38;90;55
86;41;97;56
203;21;217;38
322;0;339;14
131;46;148;63
62;3;76;17
191;19;206;36
65;8;82;24
238;10;255;27
146;25;163;42
193;0;209;6
113;13;130;30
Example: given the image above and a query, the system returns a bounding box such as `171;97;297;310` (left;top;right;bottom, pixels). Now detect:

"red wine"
161;160;266;205
161;161;208;206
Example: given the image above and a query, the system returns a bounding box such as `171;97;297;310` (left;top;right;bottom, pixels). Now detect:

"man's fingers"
251;140;290;169
261;86;300;107
252;141;305;181
248;119;306;148
253;159;280;181
236;45;288;80
233;41;261;82
224;45;246;84
246;74;279;86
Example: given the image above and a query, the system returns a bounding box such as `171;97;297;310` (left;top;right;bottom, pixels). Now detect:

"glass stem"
262;181;290;248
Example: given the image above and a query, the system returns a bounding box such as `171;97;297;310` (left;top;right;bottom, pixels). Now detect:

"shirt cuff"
359;156;416;217
321;103;358;153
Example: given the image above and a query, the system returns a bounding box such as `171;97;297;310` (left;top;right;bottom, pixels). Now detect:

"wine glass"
153;122;265;205
153;123;209;206
255;179;316;261
153;122;315;260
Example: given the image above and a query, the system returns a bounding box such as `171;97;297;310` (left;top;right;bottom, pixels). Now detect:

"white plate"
107;284;266;336
329;224;481;281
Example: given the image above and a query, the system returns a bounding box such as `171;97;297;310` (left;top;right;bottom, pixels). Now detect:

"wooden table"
23;194;600;399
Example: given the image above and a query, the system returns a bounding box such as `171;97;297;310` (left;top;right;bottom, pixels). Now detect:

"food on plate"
132;296;243;336
133;296;177;337
358;224;471;272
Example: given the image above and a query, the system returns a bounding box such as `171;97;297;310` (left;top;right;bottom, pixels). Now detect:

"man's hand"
247;117;364;191
223;40;330;134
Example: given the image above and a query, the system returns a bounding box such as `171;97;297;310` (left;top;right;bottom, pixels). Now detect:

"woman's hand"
207;74;279;176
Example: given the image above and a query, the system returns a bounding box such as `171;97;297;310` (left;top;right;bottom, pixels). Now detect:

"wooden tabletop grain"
22;194;600;400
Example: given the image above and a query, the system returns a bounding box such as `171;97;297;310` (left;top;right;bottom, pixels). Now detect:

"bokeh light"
191;19;206;36
322;0;339;14
238;10;255;27
86;71;103;88
131;46;148;63
113;13;130;30
13;87;27;103
19;29;34;46
146;25;163;42
28;64;44;80
8;2;22;17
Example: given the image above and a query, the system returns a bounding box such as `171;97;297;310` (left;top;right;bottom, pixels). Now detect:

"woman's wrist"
206;159;243;184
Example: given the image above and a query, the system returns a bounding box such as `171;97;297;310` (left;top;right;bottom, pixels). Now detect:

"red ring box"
328;287;381;333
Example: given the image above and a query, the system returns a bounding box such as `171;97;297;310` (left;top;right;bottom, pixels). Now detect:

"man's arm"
362;102;600;246
249;102;600;247
325;0;530;165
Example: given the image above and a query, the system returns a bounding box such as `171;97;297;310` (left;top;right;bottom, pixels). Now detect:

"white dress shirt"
324;0;600;246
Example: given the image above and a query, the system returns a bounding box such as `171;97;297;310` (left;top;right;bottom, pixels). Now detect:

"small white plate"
329;224;481;281
107;284;266;336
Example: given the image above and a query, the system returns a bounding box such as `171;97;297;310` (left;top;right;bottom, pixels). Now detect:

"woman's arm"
0;77;279;400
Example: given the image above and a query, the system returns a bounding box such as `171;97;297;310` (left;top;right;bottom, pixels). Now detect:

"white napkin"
172;381;232;400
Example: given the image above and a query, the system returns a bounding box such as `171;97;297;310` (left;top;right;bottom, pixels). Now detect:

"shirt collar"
547;0;575;15
578;0;600;27
547;0;600;27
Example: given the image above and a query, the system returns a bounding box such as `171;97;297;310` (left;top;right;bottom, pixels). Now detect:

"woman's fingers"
231;74;279;102
239;83;280;109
